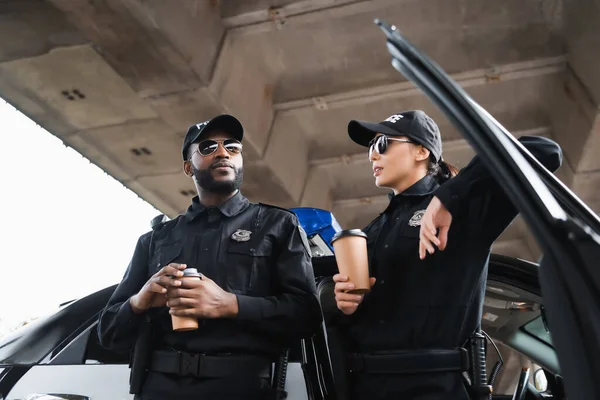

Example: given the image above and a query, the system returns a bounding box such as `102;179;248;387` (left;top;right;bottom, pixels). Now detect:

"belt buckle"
178;352;201;377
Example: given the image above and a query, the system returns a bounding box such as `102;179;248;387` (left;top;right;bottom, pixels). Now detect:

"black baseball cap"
348;110;443;162
182;114;244;160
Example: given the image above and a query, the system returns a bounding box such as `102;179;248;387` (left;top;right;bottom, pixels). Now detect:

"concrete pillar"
552;0;600;176
208;34;275;159
263;114;310;203
549;68;600;173
565;0;600;105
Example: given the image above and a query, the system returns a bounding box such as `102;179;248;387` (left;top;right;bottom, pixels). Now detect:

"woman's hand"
333;274;376;315
419;196;453;260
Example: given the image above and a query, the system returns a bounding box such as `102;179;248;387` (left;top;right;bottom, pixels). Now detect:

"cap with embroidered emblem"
182;114;244;160
348;110;443;162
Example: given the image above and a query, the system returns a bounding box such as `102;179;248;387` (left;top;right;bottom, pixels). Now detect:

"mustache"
211;161;234;169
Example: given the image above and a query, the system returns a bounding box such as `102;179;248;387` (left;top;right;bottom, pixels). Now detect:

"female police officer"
332;110;562;399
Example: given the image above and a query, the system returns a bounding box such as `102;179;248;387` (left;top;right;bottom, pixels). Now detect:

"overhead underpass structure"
1;0;599;261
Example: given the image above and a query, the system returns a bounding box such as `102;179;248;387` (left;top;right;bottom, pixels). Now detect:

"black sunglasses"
191;139;243;158
368;135;413;159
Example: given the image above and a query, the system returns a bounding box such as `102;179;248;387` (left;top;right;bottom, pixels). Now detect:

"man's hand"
166;275;239;319
419;196;453;260
130;263;187;314
333;274;376;315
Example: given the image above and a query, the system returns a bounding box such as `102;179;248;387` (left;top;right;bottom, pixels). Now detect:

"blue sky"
0;99;160;333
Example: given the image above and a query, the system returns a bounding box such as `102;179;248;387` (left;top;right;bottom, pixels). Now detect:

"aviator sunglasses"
190;139;243;158
368;135;413;159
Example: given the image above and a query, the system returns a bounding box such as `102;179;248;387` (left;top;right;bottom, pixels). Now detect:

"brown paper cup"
170;269;201;331
331;229;370;294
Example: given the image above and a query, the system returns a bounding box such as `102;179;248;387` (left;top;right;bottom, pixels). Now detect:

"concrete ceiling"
1;0;598;262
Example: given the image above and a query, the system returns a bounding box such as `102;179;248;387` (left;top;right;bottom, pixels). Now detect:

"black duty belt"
348;348;469;375
150;350;272;379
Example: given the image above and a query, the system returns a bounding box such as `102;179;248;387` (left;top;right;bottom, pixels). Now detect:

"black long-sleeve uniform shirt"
343;136;563;353
98;192;321;359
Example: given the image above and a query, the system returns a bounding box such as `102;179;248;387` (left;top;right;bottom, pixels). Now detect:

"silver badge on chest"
408;210;426;227
231;229;252;242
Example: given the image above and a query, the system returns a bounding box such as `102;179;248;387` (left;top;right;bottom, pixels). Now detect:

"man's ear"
183;160;193;177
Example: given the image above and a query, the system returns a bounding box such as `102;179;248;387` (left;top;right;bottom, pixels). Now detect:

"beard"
192;162;243;195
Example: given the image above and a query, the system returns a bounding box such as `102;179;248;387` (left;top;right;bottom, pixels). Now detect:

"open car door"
373;19;600;400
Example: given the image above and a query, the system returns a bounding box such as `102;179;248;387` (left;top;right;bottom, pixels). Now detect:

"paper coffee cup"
331;229;370;294
170;268;201;331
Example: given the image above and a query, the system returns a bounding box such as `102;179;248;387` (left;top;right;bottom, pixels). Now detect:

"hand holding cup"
333;274;376;315
166;268;202;331
130;263;187;314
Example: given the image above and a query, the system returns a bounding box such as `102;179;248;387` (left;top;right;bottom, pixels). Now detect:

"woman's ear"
415;145;430;162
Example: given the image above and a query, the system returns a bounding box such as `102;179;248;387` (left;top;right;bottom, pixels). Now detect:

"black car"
0;251;561;400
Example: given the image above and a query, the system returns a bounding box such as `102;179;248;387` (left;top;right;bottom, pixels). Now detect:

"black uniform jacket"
342;136;562;353
98;192;321;359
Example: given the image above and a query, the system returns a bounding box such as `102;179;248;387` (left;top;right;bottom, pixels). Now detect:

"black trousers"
138;371;276;400
349;371;471;400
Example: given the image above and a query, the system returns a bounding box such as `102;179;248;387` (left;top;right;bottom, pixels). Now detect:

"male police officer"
98;114;322;400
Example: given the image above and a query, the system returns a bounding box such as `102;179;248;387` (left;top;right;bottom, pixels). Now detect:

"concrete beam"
66;134;135;182
0;45;157;135
76;119;183;180
222;0;364;29
117;0;224;85
0;68;77;138
48;0;202;97
226;0;401;36
274;57;566;112
148;88;224;134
